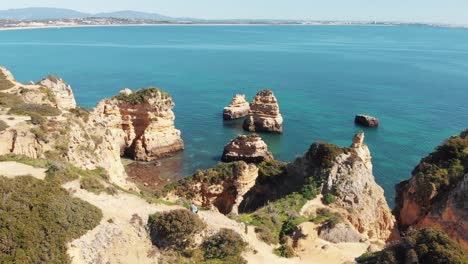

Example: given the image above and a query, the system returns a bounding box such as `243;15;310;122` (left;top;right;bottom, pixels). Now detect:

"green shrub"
356;228;468;264
0;176;102;263
0;92;23;107
69;107;90;122
0;120;8;131
274;243;295;258
30;127;47;142
114;87;170;104
202;228;247;260
406;130;467;205
306;142;343;169
258;159;288;178
29;112;47;125
301;181;318;200
8;103;61;117
323;193;336;204
39;86;57;103
254;226;277;245
80;177;107;194
148;209;206;248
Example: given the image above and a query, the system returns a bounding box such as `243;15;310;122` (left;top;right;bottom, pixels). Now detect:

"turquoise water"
0;25;467;205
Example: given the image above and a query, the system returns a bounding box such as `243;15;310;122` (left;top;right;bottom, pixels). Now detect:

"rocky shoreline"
0;67;466;264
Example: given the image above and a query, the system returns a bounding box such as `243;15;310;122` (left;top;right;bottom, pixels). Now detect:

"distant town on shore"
0;7;467;30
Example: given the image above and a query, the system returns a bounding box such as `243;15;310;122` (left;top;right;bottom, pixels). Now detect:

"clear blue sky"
1;0;468;24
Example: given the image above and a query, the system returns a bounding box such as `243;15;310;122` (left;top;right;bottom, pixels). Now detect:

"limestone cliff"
221;134;274;163
38;75;77;110
394;130;467;247
0;68;184;189
223;94;250;120
289;131;394;240
243;89;283;133
165;161;258;215
91;88;184;161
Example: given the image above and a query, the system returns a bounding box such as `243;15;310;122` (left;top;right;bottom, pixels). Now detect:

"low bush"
0;120;8;131
30;127;48;142
0;176;102;263
8;103;61;117
80;177;107;194
202;228;247;260
306;142;343;169
0;92;23;107
274;243;295;258
114;87;170;104
257;159;288;179
148;209;206;248
29;112;47;125
323;193;336;204
69;107;90;122
356;228;467;264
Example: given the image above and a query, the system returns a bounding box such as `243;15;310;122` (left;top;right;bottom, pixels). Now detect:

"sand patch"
0;161;46;179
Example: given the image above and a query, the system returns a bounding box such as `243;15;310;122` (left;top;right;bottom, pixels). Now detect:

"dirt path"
0;161;46;179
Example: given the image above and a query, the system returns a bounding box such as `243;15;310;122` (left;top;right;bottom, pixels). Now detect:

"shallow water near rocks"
1;25;467;205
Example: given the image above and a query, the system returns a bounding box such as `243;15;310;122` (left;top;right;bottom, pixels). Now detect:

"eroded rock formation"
91;88;184;161
38;75;77;110
223;94;250;120
289;131;394;240
394;130;468;247
166;161;259;215
221;134;273;163
243;89;283;133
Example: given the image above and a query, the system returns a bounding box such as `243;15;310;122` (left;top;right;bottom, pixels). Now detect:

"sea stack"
223;94;250;120
221;134;274;163
243;89;283;133
355;114;379;127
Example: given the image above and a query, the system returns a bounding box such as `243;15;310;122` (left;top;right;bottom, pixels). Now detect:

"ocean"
0;25;467;205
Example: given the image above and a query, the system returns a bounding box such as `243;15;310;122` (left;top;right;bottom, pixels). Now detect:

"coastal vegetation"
395;130;467;219
202;228;247;263
0;120;7;131
0;74;14;90
8;103;61;117
0;92;22;107
356;228;468;264
0;176;102;263
305;142;344;169
162;161;243;199
114;87;170;104
148;209;206;248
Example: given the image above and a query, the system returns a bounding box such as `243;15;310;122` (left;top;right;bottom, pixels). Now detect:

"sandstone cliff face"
221;134;273;163
223;94;250;120
38;75;77;110
243;89;283;133
394;130;467;247
91;88;184;161
167;161;259;215
289;131;394;240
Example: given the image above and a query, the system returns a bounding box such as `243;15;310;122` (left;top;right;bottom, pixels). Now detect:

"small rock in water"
355;114;379;127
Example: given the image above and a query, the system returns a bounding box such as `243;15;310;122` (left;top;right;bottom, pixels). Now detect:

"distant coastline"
1;22;467;31
1;17;467;31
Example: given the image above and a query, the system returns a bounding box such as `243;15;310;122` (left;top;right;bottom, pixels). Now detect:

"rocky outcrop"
91;88;184;161
318;222;363;243
394;130;467;247
243;89;283;133
166;161;258;215
221;134;273;163
355;114;379;127
289;131;394;240
38;75;77;110
223;94;250;120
